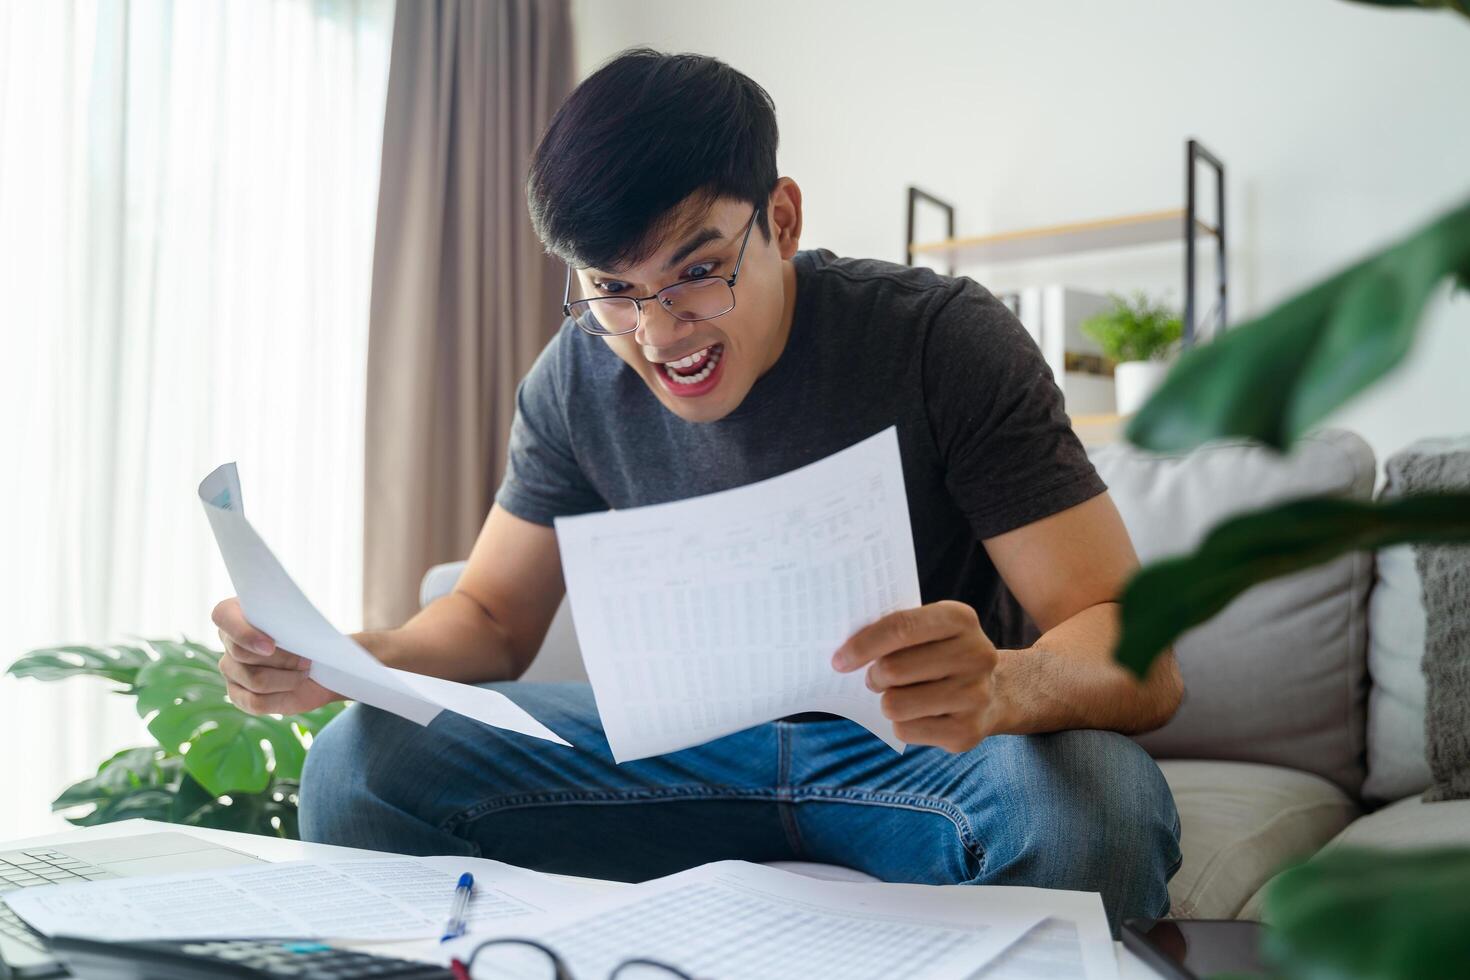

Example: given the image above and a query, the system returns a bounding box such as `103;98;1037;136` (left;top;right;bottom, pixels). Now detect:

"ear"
768;177;803;260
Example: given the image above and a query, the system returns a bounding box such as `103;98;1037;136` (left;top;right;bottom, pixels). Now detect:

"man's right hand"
211;597;342;716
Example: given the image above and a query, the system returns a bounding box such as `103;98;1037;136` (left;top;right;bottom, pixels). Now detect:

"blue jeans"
300;682;1180;932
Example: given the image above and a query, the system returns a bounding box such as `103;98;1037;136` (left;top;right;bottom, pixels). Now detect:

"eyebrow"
589;223;733;281
662;225;728;273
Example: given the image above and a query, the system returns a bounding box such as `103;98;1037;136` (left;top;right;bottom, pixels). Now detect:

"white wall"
569;0;1470;470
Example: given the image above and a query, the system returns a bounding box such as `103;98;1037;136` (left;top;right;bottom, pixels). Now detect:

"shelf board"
1070;412;1128;447
910;208;1219;266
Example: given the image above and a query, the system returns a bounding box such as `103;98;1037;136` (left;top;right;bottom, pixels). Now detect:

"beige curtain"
363;0;575;630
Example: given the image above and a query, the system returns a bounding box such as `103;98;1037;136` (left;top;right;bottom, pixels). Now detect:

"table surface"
2;818;1164;979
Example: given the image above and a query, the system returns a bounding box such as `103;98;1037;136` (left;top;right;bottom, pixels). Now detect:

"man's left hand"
831;600;1003;753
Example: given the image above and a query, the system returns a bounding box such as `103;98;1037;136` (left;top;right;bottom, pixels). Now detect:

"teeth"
667;345;713;370
665;348;721;385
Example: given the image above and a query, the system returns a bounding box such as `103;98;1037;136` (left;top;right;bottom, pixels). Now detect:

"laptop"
0;832;265;978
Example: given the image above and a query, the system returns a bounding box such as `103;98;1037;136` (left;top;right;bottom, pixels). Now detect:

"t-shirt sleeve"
493;329;606;526
923;278;1107;540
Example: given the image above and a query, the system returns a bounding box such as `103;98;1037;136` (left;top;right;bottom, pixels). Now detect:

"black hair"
526;47;779;272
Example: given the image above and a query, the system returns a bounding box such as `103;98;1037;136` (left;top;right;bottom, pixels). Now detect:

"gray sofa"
418;428;1470;920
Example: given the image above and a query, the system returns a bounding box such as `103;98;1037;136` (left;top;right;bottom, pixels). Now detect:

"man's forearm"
990;602;1183;736
351;590;524;684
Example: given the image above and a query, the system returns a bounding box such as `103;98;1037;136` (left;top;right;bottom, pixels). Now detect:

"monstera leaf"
1115;494;1470;677
7;643;155;688
50;746;184;826
1264;848;1470;979
1126;196;1470;453
9;635;344;835
133;644;318;796
51;744;304;838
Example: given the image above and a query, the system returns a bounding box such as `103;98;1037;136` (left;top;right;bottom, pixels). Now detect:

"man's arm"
832;491;1183;752
355;504;566;684
981;491;1183;736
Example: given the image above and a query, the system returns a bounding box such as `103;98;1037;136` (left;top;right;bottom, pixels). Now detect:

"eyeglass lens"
571;276;734;335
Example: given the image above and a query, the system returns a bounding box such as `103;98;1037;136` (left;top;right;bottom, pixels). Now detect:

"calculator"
45;935;455;979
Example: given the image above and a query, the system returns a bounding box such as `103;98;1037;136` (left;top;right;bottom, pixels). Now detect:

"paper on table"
554;427;921;762
5;856;593;942
967;890;1118;980
440;861;1043;980
198;463;570;745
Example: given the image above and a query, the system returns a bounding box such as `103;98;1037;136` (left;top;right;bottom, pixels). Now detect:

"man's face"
573;186;800;424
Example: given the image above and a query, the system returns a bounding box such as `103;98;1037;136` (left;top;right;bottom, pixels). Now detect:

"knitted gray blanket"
1390;443;1470;802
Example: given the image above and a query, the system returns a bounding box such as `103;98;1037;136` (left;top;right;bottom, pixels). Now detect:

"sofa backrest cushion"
1089;429;1375;795
1365;435;1470;803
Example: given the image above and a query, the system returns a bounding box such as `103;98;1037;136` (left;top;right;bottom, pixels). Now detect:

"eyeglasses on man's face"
453;936;698;979
561;206;762;338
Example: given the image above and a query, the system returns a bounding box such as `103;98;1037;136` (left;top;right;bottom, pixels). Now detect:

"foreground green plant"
1109;2;1470;977
1263;848;1470;980
6;639;343;837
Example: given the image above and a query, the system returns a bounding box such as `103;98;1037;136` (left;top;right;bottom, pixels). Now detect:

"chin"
660;389;738;423
642;344;747;423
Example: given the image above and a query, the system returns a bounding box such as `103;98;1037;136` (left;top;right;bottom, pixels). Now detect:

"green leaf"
51;746;177;809
7;644;154;688
31;634;327;836
145;697;305;796
134;654;309;795
1264;848;1470;980
182;778;300;838
1115;493;1470;678
51;746;187;828
1126;196;1470;453
1340;0;1470;18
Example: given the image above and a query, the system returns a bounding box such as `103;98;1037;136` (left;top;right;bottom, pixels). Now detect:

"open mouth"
655;343;725;397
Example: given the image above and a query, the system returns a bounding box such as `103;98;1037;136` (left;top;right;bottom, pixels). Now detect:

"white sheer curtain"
0;0;394;840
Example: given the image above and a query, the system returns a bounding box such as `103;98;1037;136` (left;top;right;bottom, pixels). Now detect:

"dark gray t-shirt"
495;248;1105;649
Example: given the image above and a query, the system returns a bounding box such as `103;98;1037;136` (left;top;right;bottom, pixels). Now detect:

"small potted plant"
1080;291;1184;415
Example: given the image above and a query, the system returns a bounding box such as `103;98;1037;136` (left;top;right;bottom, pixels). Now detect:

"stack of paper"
9;855;1118;978
5;856;588;942
441;861;1118;980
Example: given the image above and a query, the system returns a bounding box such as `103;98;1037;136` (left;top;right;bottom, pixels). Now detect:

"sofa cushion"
1239;793;1470;921
1363;539;1432;802
1089;430;1375;794
1376;436;1470;803
1159;760;1359;920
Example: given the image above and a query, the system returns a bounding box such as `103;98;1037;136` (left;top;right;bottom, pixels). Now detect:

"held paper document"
6;857;592;942
198;463;569;745
440;861;1045;980
554;427;922;762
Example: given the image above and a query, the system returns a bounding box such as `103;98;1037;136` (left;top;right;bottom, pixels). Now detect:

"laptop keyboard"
0;848;119;954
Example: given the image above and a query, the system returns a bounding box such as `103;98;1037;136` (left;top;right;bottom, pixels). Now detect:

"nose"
634;299;694;350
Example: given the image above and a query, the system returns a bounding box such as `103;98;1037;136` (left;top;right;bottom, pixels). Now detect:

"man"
212;48;1183;929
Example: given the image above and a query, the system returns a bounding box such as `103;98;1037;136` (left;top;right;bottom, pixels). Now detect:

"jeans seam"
774;723;807;859
788;786;987;874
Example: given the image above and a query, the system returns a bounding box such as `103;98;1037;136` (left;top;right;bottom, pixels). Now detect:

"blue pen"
440;872;474;942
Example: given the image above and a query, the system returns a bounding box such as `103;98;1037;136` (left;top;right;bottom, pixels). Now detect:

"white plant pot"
1114;360;1172;416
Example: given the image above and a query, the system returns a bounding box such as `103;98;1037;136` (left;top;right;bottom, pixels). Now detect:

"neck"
762;257;798;376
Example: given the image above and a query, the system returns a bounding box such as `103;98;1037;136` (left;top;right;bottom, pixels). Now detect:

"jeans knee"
298;702;422;845
977;730;1180;927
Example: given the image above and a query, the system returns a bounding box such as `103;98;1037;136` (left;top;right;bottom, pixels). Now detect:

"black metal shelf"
905;138;1227;345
